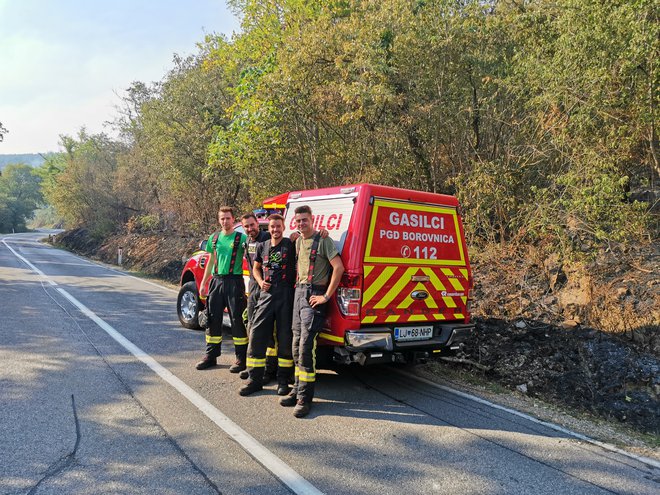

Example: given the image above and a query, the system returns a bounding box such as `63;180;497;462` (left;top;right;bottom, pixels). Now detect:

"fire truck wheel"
177;281;202;330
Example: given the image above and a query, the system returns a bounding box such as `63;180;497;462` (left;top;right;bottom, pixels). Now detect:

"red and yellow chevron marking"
361;265;470;324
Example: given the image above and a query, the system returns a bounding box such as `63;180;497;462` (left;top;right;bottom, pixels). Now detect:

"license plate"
394;325;433;341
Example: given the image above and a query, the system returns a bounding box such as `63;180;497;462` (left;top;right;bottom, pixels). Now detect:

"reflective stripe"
298;368;316;382
233;337;249;345
294;368;300;377
266;347;278;357
247;357;266;367
206;335;222;344
278;358;294;368
312;335;317;373
319;332;343;343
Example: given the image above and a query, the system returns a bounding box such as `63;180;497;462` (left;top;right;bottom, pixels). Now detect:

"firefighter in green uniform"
196;206;249;372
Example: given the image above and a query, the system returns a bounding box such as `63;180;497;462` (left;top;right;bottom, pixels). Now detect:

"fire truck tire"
177;281;202;330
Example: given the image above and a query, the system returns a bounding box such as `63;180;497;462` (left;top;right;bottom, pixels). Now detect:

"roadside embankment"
53;228;659;441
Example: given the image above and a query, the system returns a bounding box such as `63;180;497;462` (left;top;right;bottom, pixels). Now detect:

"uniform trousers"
205;274;248;360
291;284;327;403
247;283;294;384
247;279;278;374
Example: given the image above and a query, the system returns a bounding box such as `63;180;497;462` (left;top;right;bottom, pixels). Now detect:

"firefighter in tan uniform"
280;205;344;418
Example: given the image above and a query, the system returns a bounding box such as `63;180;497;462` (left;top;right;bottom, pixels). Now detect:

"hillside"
0;153;47;170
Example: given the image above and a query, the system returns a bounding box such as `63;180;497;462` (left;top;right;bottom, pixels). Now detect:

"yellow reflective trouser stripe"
233;337;249;345
312;334;318;374
294;368;300;377
298;368;316;382
246;358;266;367
206;335;222;344
266;347;277;357
278;358;294;368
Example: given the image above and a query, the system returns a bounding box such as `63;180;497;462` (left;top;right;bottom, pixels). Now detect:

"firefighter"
195;206;249;372
240;213;278;383
280;205;344;417
240;214;296;396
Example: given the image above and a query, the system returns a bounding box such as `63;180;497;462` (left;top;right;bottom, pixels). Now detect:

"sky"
0;0;240;154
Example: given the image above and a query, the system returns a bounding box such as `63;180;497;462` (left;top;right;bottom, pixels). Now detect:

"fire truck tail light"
337;288;361;316
465;288;474;314
338;272;362;317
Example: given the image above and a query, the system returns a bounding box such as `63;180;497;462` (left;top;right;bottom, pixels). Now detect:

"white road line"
396;369;660;470
3;239;324;495
2;239;58;287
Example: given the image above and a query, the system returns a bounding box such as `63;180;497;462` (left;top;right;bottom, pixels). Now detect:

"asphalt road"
1;231;658;495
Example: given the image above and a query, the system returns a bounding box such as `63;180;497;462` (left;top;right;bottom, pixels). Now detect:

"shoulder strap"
306;233;322;284
211;232;220;275
228;232;242;274
262;240;272;282
244;238;255;270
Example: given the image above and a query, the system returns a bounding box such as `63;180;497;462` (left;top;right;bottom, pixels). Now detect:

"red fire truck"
282;183;474;366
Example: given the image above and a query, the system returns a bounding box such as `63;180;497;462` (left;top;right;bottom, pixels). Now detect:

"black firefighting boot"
276;381;290;396
196;343;221;370
279;392;297;407
239;367;264;396
229;344;247;373
293;381;315;417
293;399;312;418
279;377;298;406
195;356;217;370
239;381;263;396
276;367;293;395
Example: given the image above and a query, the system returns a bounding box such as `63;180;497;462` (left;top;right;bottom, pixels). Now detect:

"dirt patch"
53;228;660;439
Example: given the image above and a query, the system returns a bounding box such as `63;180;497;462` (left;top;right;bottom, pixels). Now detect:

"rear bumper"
344;323;474;352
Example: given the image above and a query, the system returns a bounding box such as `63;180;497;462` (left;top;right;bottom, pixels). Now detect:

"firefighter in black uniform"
240;213;278;381
240;214;296;396
195;206;249;372
280;205;344;418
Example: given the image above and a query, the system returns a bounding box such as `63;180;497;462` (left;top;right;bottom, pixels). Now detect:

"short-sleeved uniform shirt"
255;238;296;286
245;230;271;282
205;231;248;275
296;234;339;286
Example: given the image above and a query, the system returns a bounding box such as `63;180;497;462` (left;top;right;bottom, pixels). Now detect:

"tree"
114;37;241;231
0;164;43;232
43;130;127;237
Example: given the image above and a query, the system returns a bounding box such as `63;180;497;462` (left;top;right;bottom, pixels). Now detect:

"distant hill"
0;153;50;170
